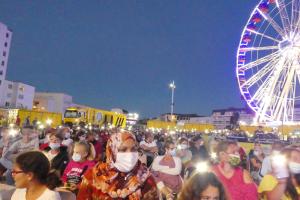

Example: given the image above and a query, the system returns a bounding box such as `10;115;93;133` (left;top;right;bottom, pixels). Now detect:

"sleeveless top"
213;165;258;200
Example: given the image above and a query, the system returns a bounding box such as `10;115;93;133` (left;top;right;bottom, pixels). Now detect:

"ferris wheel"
236;0;300;123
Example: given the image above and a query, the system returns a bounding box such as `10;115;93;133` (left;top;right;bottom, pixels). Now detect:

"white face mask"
289;162;300;174
49;142;60;150
169;149;177;156
65;132;71;139
114;152;139;172
72;153;82;162
254;150;261;156
79;136;86;141
180;144;188;150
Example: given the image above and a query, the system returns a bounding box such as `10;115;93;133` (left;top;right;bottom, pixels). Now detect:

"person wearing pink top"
62;141;95;193
212;141;258;200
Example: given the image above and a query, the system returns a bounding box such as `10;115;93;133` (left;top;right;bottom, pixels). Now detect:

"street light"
169;81;176;120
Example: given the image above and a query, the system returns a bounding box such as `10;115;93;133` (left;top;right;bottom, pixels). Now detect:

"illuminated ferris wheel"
237;0;300;123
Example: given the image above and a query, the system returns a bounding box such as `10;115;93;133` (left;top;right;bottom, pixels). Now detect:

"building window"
18;94;24;99
6;33;9;38
19;86;24;92
4;42;7;47
5;102;10;107
7;93;12;98
8;84;12;89
0;80;2;85
1;61;4;66
3;52;6;57
0;71;3;75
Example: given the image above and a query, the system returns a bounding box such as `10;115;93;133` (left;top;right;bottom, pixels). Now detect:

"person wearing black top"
190;135;209;161
43;132;69;177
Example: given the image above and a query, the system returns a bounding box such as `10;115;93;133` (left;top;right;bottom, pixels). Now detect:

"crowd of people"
0;124;300;199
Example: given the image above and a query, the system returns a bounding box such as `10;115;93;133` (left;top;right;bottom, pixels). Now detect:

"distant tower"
0;22;12;106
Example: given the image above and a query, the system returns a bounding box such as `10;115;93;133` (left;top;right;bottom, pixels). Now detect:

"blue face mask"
169;149;176;156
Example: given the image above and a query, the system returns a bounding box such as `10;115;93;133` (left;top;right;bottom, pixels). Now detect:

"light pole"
169;81;176;120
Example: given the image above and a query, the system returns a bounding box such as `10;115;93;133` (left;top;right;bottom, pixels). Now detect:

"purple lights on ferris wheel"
236;0;300;122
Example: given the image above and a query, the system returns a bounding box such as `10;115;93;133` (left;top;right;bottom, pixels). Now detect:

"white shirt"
11;188;61;200
62;138;73;146
43;151;58;162
151;155;182;175
260;155;272;177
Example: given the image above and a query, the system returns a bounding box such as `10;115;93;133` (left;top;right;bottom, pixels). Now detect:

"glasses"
11;170;25;175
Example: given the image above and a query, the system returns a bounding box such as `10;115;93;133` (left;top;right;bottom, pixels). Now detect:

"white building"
0;22;12;105
2;80;35;109
211;107;255;129
33;92;73;115
188;116;212;124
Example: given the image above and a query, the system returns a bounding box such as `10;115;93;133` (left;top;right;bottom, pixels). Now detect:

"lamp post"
169;81;176;120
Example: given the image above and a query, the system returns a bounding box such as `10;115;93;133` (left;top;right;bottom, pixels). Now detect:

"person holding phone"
258;146;300;200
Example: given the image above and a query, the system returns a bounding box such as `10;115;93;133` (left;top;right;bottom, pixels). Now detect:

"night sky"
0;1;258;118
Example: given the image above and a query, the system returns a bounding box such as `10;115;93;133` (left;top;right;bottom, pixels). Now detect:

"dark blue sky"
0;1;258;118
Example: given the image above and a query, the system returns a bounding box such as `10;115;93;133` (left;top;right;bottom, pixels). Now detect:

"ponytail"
75;141;96;161
87;142;96;161
15;151;62;190
45;170;62;190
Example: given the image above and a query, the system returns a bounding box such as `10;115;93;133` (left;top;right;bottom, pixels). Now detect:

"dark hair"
15;151;61;190
22;125;34;130
178;172;228;200
48;131;64;141
216;141;237;154
192;135;202;142
164;140;174;149
178;137;188;144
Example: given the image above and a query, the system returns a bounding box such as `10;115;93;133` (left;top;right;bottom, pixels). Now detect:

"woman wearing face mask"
212;141;258;200
61;141;95;193
176;137;192;167
77;130;159;200
43;132;69;176
61;127;73;146
258;146;300;200
151;140;183;200
248;142;265;184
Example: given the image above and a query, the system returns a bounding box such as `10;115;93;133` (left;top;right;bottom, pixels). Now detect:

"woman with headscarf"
77;130;159;200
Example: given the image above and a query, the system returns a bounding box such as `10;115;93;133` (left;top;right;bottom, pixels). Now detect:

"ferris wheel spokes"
248;57;283;102
246;28;281;42
291;0;300;32
241;62;275;88
254;58;287;121
239;51;280;71
271;65;295;121
276;0;291;35
240;46;279;52
256;7;286;38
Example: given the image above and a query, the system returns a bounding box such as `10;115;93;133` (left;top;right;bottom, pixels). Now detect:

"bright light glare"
8;129;18;137
272;154;287;166
210;152;217;160
46;119;52;125
169;81;176;89
196;162;209;173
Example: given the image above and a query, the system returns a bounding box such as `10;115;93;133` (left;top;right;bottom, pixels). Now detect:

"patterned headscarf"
105;130;136;165
78;130;153;199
